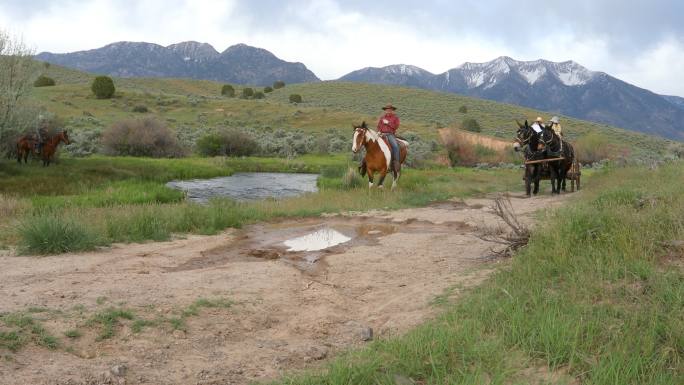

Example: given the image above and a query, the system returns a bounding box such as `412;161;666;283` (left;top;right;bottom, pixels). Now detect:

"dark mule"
39;130;70;166
16;135;39;164
539;125;575;193
352;122;408;189
514;120;544;196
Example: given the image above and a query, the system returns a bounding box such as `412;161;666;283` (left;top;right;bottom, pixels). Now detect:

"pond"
166;172;319;203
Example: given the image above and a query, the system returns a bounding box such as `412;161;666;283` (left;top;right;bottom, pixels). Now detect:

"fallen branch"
477;195;530;258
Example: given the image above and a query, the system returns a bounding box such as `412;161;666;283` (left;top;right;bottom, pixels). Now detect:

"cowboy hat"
535;116;543;123
550;116;560;124
382;103;397;111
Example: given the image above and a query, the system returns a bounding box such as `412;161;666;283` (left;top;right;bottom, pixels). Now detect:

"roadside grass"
270;162;684;385
1;156;521;254
0;312;60;351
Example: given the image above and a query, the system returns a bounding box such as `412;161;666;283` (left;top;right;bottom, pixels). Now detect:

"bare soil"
0;194;567;385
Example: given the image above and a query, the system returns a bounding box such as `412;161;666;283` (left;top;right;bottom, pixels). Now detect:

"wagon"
522;157;581;192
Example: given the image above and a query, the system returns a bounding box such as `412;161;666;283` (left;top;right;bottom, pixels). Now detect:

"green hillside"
30;63;677;160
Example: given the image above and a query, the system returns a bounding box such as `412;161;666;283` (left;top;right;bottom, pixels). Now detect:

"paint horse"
352;122;408;189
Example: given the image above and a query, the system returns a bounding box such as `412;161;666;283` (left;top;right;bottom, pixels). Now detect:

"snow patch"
519;67;546;85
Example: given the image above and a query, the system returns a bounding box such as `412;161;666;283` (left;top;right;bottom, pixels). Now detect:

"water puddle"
283;228;352;252
166;172;319;203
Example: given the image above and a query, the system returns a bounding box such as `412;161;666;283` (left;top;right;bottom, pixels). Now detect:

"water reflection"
283;228;352;252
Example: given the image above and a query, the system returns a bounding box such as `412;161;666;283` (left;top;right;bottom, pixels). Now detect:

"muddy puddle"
166;172;319;203
166;216;472;274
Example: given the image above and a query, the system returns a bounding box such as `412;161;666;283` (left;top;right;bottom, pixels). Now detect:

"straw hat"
535;117;543;123
382;103;397;111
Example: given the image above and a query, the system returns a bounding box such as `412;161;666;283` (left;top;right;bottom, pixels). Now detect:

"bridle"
352;126;368;153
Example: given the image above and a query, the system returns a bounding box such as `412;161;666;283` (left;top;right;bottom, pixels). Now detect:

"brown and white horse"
352;122;408;189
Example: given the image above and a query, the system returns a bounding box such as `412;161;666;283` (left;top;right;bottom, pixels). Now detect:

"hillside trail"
0;193;569;385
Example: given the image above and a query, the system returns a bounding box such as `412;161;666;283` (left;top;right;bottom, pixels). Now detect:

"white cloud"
0;0;682;96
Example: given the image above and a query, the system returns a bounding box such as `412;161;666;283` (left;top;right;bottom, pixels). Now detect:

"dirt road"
0;194;567;385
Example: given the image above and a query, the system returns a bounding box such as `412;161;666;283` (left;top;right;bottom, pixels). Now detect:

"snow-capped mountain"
339;57;684;141
166;41;219;62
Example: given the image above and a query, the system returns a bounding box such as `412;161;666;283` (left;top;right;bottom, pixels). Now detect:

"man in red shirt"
377;103;401;172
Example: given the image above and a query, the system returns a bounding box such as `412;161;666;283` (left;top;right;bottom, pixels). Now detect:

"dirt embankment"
0;194;567;385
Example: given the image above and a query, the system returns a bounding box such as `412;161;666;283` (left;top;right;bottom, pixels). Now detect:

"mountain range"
36;42;684;141
36;41;319;86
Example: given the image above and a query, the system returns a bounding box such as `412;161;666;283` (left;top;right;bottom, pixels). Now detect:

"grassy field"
31;64;677;162
0;155;522;254
267;162;684;385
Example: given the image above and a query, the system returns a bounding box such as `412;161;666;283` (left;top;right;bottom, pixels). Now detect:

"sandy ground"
0;193;568;385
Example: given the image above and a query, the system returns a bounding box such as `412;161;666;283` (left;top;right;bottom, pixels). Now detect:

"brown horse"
16;135;39;164
352;122;408;189
40;130;70;166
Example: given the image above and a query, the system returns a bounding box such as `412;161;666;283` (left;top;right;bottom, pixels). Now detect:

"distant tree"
241;87;254;99
221;84;235;97
458;105;468;113
102;118;185;157
289;94;303;104
0;30;40;147
91;76;115;99
196;130;259;157
253;91;265;99
462;118;481;132
273;80;285;89
33;75;56;87
263;86;273;93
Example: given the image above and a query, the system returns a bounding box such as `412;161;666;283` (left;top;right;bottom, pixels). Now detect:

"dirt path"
0;193;568;385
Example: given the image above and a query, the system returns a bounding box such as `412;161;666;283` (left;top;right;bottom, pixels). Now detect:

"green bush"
33;75;55;87
263;86;273;93
241;87;254;99
273;80;285;89
253;91;265;99
19;216;101;255
91;76;115;99
289;94;303;104
132;105;148;113
458;105;468;113
196;130;260;157
221;84;235;97
462;118;481;132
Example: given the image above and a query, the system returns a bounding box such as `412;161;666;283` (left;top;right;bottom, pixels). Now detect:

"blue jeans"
384;133;399;163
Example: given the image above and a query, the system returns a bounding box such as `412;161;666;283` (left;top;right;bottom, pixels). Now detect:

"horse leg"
377;171;387;189
368;170;375;189
549;164;559;194
533;166;540;195
525;167;532;196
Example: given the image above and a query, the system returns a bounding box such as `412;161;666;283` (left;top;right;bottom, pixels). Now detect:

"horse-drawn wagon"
523;156;581;192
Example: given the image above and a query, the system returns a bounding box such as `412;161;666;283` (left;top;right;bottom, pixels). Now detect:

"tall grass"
18;216;101;255
271;163;684;385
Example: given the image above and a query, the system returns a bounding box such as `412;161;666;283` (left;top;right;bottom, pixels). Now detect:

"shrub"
132;105;148;113
341;167;364;189
458;105;468;113
443;129;516;167
91;76;115;99
575;132;630;164
263;86;273;93
102;118;185;158
33;75;55;87
253;91;265;99
289;94;303;104
18;216;101;255
221;84;235;97
196;130;260;157
241;88;254;99
462;118;481;132
273;80;285;89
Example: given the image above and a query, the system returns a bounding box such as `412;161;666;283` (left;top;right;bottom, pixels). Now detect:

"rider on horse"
377;103;401;173
34;120;49;154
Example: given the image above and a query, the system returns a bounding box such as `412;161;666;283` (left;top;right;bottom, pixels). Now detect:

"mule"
42;130;70;166
352;122;408;189
539;125;575;193
514;120;544;196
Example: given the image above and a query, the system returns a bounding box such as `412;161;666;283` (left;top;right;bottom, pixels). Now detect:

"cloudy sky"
1;0;683;95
